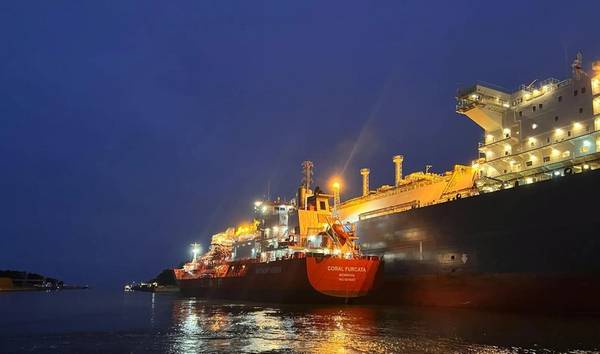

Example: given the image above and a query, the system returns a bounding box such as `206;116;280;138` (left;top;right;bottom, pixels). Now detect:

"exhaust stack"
360;168;370;197
393;155;404;186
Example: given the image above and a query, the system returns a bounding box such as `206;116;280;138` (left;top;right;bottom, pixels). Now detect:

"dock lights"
554;170;561;176
584;164;590;170
254;201;262;207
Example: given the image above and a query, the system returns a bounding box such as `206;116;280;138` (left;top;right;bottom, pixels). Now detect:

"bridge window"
582;87;586;94
558;96;563;102
574;90;578;96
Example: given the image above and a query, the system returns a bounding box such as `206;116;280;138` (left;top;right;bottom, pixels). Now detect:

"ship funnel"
360;168;370;196
393;155;404;186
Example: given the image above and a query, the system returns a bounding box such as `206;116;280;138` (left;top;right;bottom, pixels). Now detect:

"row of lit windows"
518;86;587;116
521;107;585;118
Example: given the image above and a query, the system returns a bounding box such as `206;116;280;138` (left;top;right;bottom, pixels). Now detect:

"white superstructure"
457;53;600;191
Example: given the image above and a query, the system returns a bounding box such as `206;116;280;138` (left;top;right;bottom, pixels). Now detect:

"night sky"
1;1;599;287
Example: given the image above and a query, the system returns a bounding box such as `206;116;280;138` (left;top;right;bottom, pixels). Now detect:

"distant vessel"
335;54;600;311
174;166;380;303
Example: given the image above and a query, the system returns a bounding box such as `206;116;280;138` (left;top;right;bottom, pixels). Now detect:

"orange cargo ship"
175;164;380;303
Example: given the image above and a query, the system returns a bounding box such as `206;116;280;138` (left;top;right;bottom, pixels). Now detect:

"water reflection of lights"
166;299;573;353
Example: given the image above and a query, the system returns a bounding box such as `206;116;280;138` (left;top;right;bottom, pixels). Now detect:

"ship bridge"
456;83;512;132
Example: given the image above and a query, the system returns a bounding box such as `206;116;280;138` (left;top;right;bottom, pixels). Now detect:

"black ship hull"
358;168;600;312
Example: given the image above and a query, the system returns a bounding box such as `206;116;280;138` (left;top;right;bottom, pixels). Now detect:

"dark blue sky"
1;1;599;286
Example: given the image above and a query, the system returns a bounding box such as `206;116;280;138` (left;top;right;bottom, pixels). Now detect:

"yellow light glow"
485;150;494;158
524;93;531;100
533;89;540;95
543;85;550;92
529;154;538;162
551;148;560;157
555;128;564;135
573;122;583;130
592;79;599;93
526;177;533;184
332;182;340;190
503;128;511;135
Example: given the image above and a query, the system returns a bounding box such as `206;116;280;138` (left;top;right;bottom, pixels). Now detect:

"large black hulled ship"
338;54;600;311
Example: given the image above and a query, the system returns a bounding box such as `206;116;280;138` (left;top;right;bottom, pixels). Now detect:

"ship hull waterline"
176;256;380;304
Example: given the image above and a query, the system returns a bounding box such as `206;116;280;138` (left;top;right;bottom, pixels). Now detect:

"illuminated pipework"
393;155;404;186
360;168;370;197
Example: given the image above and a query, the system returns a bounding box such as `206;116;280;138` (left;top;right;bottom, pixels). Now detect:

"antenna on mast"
572;52;583;80
301;161;314;190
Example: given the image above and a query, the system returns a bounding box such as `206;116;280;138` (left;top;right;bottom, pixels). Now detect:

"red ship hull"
175;255;380;303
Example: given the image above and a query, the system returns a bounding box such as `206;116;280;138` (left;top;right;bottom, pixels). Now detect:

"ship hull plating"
176;256;380;304
359;168;600;312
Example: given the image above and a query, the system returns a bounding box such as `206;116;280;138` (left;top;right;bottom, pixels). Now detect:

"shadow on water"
1;290;600;353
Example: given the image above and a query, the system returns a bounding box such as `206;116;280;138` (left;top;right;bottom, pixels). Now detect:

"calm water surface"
1;290;599;353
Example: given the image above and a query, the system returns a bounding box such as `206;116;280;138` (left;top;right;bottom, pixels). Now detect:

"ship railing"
457;81;509;98
483;128;600;166
342;177;445;208
358;200;419;221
